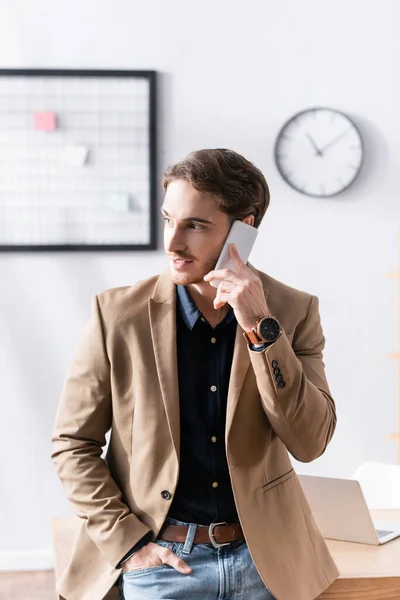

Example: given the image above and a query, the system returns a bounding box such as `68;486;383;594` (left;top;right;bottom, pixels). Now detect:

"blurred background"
0;0;399;590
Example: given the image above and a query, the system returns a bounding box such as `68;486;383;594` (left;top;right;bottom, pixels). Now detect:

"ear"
241;215;255;227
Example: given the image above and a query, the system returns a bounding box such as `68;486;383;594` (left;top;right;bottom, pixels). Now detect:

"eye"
188;223;205;230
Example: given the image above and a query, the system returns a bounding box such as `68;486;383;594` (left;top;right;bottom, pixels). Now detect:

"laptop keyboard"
376;529;394;538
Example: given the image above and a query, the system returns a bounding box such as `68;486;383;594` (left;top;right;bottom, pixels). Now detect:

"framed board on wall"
0;69;157;251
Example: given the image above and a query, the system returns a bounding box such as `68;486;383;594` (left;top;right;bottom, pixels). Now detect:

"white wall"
1;0;400;570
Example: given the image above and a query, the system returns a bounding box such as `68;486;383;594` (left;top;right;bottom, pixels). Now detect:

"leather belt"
158;521;244;549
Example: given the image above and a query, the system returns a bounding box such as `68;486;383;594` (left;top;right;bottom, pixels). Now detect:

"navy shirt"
167;284;239;525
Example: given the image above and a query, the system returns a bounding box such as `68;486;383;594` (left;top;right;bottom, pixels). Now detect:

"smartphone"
209;220;258;288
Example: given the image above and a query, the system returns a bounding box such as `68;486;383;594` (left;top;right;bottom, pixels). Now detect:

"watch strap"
243;316;267;344
243;328;262;344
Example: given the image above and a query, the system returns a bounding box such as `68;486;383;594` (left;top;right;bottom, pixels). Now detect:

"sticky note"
63;145;89;167
107;194;131;211
35;112;56;131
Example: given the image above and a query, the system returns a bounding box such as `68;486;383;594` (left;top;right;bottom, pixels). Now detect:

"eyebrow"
160;208;215;226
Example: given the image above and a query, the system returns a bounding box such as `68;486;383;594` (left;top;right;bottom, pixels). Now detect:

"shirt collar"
176;284;235;330
177;285;201;330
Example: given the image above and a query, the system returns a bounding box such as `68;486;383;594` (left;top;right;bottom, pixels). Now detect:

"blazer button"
272;360;279;369
161;490;172;500
274;368;281;376
278;381;286;389
276;374;283;382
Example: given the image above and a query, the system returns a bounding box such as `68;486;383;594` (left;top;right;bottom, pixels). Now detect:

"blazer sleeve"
249;295;337;463
51;296;151;568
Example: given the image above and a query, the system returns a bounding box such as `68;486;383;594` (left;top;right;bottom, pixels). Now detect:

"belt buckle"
208;521;230;549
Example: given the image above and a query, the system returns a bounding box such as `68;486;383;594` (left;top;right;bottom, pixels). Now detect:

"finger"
204;269;243;285
214;298;227;310
229;244;246;271
164;550;192;574
214;292;231;310
216;281;235;293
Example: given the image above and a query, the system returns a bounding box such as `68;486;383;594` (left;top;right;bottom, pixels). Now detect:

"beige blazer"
51;265;339;600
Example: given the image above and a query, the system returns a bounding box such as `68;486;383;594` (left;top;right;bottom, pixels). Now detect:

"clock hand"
305;133;323;156
318;127;352;153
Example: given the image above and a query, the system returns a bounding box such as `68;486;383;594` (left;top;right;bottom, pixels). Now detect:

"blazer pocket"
261;468;295;492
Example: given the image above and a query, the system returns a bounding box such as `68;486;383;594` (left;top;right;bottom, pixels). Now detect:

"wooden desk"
318;510;400;599
52;511;400;600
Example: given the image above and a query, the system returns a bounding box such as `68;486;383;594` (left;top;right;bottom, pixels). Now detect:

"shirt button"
212;481;219;488
211;337;217;344
210;385;217;392
200;317;206;322
211;436;217;443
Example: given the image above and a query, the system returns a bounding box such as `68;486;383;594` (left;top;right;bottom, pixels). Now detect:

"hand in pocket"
121;542;192;574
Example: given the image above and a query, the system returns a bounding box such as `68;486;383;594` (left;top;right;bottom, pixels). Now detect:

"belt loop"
182;523;197;555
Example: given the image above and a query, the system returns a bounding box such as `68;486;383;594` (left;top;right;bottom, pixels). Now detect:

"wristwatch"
243;316;281;345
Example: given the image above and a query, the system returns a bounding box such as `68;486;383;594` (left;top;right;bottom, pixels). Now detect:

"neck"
186;281;229;327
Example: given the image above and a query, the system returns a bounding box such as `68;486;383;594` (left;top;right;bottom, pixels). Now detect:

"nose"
165;224;186;254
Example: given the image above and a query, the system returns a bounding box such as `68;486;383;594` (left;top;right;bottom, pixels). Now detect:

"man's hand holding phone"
204;244;270;333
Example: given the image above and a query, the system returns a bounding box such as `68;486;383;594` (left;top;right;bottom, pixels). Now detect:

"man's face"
162;180;231;286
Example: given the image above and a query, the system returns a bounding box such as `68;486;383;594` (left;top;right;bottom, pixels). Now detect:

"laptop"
298;474;400;545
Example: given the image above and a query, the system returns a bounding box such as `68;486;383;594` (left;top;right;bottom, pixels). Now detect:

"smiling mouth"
171;258;193;268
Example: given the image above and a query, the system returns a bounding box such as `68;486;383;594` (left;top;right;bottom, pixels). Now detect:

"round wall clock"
274;108;364;197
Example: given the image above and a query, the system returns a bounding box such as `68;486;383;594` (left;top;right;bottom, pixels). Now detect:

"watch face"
274;107;364;198
259;318;281;342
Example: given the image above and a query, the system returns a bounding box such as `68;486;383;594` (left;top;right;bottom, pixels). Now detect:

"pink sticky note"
34;112;56;131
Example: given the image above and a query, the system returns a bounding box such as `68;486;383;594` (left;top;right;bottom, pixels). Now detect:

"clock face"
274;108;364;197
260;318;280;342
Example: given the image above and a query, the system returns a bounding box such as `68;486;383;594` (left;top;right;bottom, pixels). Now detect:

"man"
52;149;339;600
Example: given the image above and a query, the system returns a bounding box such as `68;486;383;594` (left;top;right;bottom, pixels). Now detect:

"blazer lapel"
149;269;180;460
226;263;270;437
226;326;251;437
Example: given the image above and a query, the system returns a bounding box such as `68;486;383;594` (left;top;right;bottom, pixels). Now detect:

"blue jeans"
120;518;275;600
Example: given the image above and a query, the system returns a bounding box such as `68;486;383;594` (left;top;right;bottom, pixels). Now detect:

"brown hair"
162;149;270;228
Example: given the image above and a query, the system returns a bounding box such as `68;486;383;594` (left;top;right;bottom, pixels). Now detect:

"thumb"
164;550;192;574
213;293;227;310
